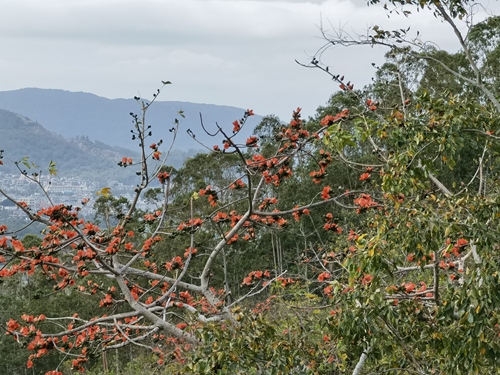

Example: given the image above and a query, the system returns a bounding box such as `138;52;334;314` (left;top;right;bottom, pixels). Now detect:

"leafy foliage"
1;2;500;374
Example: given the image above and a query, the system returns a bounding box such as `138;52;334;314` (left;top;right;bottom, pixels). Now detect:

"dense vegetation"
0;1;499;374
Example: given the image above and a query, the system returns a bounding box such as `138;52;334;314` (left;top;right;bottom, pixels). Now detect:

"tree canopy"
1;1;499;374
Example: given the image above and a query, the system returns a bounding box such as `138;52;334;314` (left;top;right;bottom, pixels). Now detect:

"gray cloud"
0;0;497;121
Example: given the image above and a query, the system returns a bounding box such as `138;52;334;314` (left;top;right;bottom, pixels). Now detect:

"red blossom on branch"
245;136;259;147
321;186;332;200
318;272;331;282
353;193;379;213
232;120;241;133
359;172;371;181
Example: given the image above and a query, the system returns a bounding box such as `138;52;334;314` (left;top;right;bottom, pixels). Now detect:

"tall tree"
0;2;499;374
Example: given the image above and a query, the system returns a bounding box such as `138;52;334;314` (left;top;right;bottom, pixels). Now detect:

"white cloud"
0;0;497;120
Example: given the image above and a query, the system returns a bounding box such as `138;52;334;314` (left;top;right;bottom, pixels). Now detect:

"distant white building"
17;197;36;206
47;184;87;194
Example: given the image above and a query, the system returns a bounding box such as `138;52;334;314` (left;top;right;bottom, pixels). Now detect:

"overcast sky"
0;0;498;121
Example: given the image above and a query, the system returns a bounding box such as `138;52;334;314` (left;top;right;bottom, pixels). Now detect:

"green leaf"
22;156;31;169
96;187;112;198
48;160;57;176
467;312;474;324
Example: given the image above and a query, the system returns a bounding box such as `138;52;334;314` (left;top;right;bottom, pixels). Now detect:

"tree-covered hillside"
0;109;138;183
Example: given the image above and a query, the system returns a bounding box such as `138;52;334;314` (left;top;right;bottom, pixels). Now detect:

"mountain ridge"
0;108;139;183
0;88;260;151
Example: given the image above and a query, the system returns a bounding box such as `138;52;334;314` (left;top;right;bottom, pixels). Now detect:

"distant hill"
0;109;139;183
0;88;261;151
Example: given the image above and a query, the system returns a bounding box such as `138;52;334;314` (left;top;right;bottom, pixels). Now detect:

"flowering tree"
1;1;500;374
0;80;361;373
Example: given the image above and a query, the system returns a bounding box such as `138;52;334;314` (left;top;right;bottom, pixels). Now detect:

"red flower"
347;230;359;241
324;223;342;233
17;201;28;208
321;115;335;126
11;239;25;253
245;136;258;147
418;281;427;293
229;179;245;189
404;282;416;293
226;233;239;244
321;186;332;200
232;120;241;132
323;285;333;296
7;318;20;332
318;272;331;282
176;322;188;330
361;274;373;285
99;294;113;307
354;194;378;213
359;172;371;181
157;172;170;184
184;247;197;258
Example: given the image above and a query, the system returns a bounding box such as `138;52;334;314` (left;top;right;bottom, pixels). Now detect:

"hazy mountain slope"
0;88;260;151
0;109;138;183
